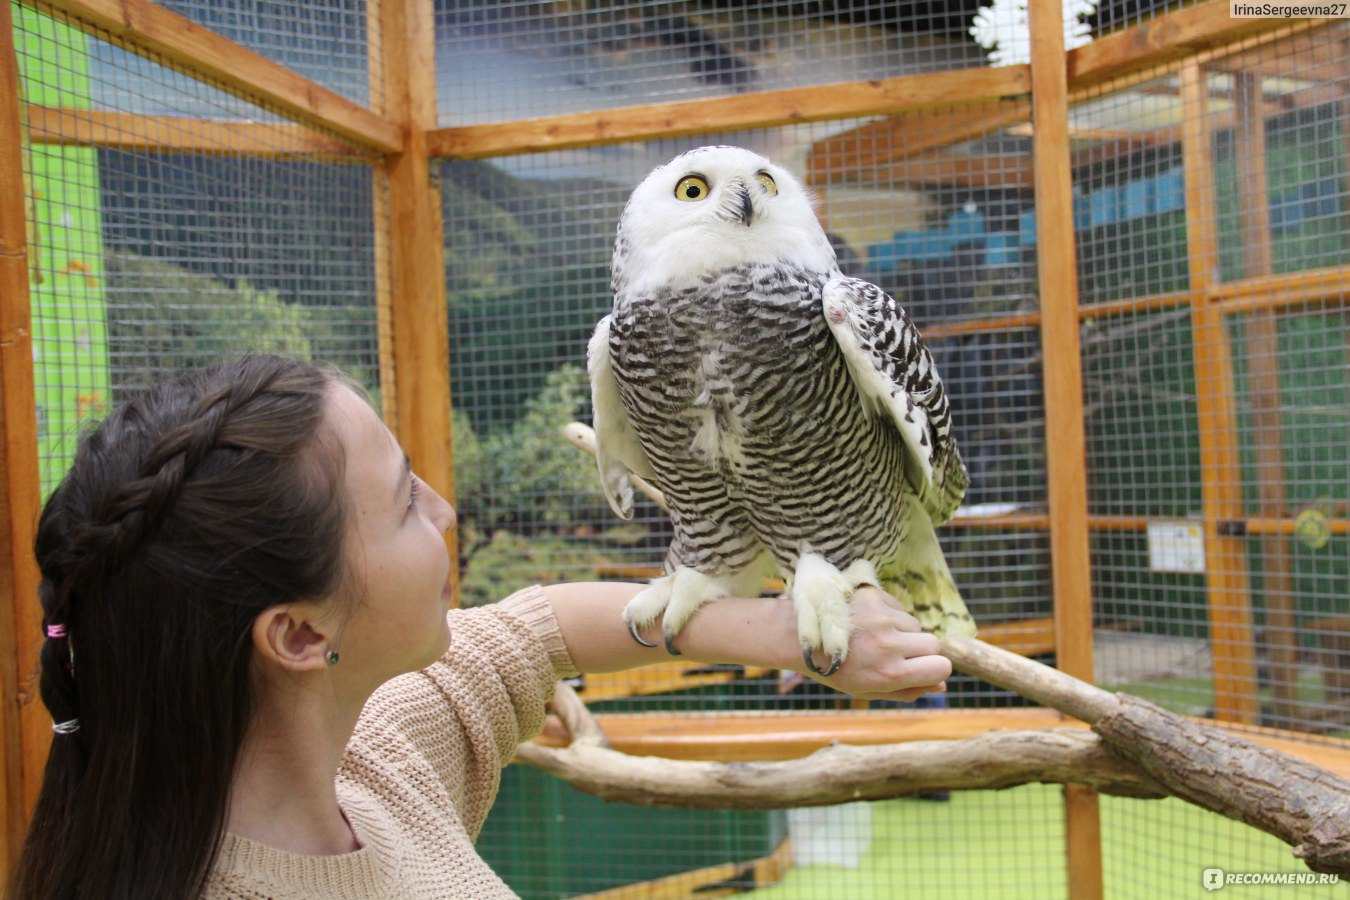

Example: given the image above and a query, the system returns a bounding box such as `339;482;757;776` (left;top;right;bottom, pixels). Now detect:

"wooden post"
1234;71;1299;724
1179;62;1260;724
374;0;458;600
0;1;46;876
366;0;396;426
1027;0;1102;893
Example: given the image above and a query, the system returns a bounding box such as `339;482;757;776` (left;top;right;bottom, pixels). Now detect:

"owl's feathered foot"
791;555;879;678
622;567;736;655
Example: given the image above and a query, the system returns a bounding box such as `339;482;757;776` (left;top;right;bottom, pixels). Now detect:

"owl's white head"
612;145;838;298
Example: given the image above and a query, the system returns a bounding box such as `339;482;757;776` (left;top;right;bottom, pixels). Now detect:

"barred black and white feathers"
589;145;975;676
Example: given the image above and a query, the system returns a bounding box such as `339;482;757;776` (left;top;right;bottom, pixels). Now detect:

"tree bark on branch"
521;634;1350;876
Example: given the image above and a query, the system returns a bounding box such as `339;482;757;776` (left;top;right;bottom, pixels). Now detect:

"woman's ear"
252;605;332;673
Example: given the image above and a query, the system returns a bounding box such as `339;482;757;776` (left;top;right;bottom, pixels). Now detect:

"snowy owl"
588;145;975;676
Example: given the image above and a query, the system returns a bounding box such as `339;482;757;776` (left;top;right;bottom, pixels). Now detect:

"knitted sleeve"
344;585;578;839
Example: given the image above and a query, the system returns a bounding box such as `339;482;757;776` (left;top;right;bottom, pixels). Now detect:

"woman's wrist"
672;594;800;672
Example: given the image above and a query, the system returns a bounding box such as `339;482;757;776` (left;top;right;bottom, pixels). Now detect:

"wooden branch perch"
523;645;1350;876
520;690;1165;807
941;636;1350;875
553;420;1350;875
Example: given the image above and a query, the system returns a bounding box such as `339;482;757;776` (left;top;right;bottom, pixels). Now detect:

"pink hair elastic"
46;624;67;639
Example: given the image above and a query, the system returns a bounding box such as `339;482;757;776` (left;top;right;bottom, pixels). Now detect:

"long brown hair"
14;355;351;899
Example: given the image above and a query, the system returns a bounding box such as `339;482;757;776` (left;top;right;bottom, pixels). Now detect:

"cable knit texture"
205;586;576;899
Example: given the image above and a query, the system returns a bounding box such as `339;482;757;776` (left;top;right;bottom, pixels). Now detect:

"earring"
325;650;340;666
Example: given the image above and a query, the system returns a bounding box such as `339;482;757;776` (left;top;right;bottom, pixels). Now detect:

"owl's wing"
587;315;657;520
823;276;967;525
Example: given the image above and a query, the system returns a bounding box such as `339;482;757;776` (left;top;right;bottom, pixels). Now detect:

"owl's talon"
802;643;843;678
663;630;682;656
627;618;657;648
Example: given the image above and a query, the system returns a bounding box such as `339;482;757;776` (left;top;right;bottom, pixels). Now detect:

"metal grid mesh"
16;4;382;494
445;118;1050;714
434;1;989;126
479;782;1071;898
152;0;379;108
432;0;1195;129
11;1;1348;898
1101;795;1321;899
445;119;1061;897
1075;22;1350;741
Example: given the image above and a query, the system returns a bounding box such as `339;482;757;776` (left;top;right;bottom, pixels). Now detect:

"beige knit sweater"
205;586;577;899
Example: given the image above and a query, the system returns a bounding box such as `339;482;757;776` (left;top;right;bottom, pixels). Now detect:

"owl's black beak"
737;188;754;226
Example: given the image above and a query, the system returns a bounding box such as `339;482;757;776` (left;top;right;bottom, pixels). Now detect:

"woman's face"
325;385;456;682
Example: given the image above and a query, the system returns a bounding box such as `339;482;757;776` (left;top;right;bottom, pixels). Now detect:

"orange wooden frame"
2;0;1348;889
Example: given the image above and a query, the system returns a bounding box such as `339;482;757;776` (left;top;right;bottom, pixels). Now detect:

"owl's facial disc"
612;146;838;295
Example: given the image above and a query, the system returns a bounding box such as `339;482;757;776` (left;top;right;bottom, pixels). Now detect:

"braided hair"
15;355;352;900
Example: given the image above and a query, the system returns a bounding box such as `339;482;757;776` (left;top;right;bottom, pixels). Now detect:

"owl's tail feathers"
887;569;977;638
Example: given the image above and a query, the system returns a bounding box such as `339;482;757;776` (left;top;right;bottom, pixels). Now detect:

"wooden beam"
376;0;457;600
1207;23;1350;80
0;2;44;877
871;150;1035;189
1209;264;1350;315
1031;0;1103;887
1180;62;1260;725
576;840;792;899
365;0;396;471
951;511;1350;537
574;663;777;705
1068;124;1183;170
1030;0;1096;701
1084;264;1350;323
25;0;401;154
427;65;1032;160
24;106;370;160
909;272;1346;374
537;708;1079;761
923;311;1044;339
809;12;1342;190
806;100;1032;185
1067;1;1328;93
1234;71;1300;726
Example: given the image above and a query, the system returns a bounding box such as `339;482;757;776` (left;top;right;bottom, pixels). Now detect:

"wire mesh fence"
15;3;383;493
8;1;1348;898
1074;22;1350;743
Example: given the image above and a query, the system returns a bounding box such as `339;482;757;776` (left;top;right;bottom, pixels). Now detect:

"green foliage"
454;364;610;533
440;160;624;434
458;529;611;609
103;252;375;395
454;364;628;606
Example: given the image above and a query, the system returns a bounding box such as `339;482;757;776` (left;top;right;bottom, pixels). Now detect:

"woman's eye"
675;175;710;202
755;172;778;196
408;475;421;510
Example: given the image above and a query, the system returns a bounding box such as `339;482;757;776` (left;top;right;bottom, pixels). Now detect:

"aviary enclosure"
1;0;1348;895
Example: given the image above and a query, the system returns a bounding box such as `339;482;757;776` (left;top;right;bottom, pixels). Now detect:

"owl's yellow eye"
755;172;778;196
675;175;710;202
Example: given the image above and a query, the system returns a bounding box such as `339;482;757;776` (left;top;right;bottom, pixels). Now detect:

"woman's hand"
801;586;951;702
547;581;951;701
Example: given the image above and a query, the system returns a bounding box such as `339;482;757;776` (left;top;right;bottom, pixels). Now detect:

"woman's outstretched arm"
542;582;951;702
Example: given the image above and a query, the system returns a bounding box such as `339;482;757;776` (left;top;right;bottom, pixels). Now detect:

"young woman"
15;354;951;899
